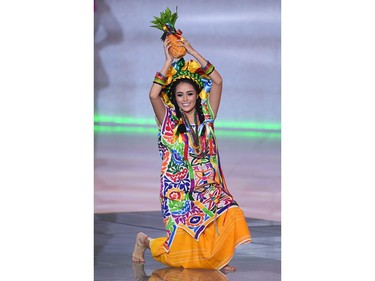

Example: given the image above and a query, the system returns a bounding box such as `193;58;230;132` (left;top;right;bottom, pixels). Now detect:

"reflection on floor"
133;265;230;281
94;211;281;281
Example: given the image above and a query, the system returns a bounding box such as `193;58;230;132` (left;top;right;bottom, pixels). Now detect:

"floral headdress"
161;58;212;107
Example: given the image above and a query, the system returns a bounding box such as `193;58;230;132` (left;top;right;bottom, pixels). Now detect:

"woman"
132;37;251;271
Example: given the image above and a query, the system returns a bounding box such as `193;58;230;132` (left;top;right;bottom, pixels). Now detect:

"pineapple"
150;7;186;59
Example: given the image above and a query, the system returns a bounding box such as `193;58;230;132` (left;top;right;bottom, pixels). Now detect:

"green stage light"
94;125;280;139
94;115;281;131
94;115;156;126
215;130;280;139
215;120;280;130
94;125;157;135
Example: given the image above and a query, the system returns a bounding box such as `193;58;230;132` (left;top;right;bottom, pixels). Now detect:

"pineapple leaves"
150;6;179;30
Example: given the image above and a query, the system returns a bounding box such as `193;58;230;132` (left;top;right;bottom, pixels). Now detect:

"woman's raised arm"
149;38;174;125
182;39;223;118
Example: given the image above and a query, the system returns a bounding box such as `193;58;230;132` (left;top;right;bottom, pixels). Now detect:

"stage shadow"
132;263;229;281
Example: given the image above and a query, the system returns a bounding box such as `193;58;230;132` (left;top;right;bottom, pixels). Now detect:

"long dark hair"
170;78;205;135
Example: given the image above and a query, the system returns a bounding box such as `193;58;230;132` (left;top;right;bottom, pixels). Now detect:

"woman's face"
174;81;198;114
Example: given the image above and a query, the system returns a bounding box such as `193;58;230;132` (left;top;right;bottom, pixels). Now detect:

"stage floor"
94;211;281;281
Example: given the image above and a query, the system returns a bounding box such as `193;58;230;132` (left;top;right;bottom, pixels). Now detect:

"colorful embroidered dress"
157;94;238;252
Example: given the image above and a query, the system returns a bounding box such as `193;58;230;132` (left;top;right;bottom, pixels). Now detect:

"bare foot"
221;264;237;273
132;232;149;263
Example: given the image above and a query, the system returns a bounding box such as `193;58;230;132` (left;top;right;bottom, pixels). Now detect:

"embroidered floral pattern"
158;98;237;252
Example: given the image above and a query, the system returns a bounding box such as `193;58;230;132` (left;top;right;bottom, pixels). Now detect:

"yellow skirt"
150;206;251;269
